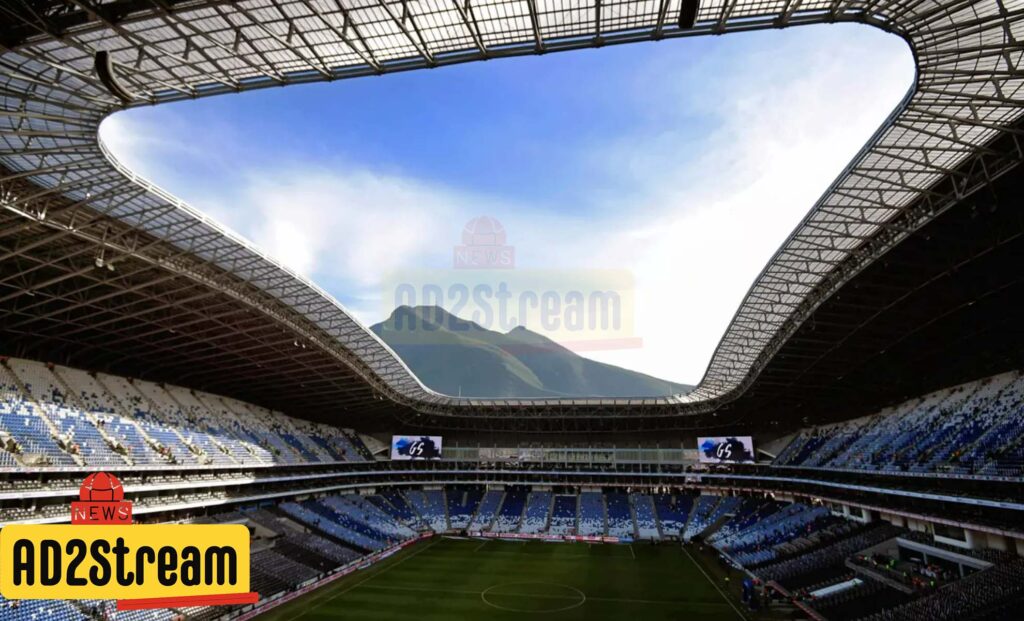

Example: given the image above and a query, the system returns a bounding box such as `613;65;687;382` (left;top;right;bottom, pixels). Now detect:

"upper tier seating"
0;370;78;466
0;596;85;621
0;357;370;471
775;371;1024;477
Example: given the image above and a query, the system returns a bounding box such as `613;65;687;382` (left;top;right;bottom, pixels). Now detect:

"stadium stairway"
103;374;204;466
519;491;553;534
46;366;133;467
547;495;578;536
405;490;448;532
375;490;426;530
12;360;131;467
90;373;180;467
464;495;484;531
349;432;378;460
653;498;664;539
682;496;716;540
631;494;661;540
577;491;607;536
574;495;581;534
545;493;555;533
117;379;208;467
171;386;260;466
157;387;226;465
468;490;503;532
6;361;94;466
604;492;634;538
446;488;483;530
231;400;307;464
653;493;693;539
628;495;640;539
603;494;610;536
0;361;81;466
492;488;528;533
485;491;505;532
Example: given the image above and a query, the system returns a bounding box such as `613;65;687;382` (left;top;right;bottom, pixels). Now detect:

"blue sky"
101;24;913;386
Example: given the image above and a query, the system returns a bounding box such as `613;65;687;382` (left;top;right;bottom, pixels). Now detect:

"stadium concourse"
2;0;1024;619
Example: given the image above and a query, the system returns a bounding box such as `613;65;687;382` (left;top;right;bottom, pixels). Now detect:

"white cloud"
99;25;914;387
241;169;462;282
532;27;914;383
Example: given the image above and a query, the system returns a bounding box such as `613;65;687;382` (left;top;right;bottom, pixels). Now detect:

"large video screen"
697;436;755;464
391;435;443;460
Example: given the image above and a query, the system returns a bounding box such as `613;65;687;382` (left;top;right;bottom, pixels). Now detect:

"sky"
100;24;914;387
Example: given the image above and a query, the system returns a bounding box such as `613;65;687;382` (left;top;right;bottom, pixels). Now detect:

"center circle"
481;582;586;613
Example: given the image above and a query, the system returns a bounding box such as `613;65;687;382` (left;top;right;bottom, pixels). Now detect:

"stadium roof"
0;0;1021;432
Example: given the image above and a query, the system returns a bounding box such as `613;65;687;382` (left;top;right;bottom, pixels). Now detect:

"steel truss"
0;0;1022;426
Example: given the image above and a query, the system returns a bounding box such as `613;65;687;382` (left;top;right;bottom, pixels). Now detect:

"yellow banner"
0;524;250;600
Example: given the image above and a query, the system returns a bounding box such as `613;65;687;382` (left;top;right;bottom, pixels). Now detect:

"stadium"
0;0;1023;619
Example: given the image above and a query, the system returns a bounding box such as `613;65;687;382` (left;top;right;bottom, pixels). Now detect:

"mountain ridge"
370;305;691;399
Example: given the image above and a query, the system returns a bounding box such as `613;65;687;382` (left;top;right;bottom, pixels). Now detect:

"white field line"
681;545;747;621
357;583;695;607
282;537;441;621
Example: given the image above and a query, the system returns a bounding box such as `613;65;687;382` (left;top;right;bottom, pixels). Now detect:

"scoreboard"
391;435;443;460
697;436;756;464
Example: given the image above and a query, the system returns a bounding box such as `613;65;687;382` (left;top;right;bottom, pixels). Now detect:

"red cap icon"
79;472;124;503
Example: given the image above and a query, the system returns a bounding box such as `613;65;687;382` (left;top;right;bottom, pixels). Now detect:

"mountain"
370;305;691;399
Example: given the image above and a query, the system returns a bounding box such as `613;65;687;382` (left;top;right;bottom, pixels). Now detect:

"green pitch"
257;537;747;621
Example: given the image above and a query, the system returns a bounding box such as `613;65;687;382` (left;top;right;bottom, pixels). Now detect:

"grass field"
257;537;748;621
